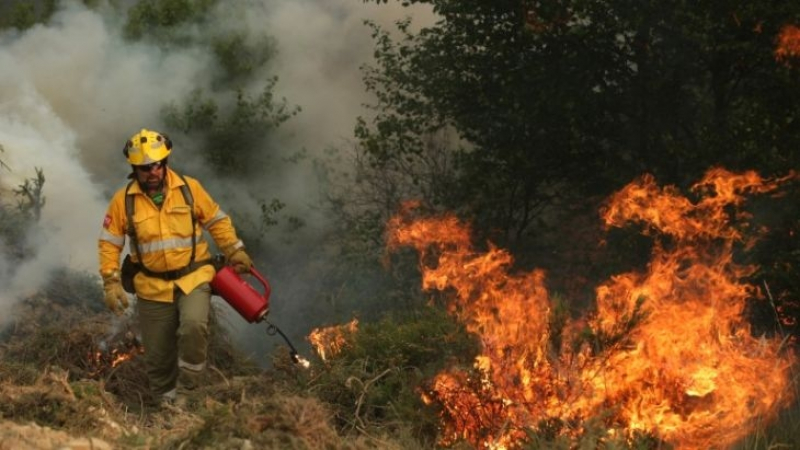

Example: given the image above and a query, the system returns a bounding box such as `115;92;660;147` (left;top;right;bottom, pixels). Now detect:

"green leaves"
353;0;800;288
162;83;299;175
0;0;58;30
212;33;276;82
124;0;217;41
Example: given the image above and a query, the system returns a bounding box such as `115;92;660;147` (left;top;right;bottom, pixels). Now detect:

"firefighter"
98;128;253;406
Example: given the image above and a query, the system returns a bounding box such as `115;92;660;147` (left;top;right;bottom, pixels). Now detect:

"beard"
138;173;165;193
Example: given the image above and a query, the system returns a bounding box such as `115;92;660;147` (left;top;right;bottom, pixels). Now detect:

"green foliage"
124;0;217;41
347;0;800;318
124;0;296;176
161;88;217;130
7;2;37;30
212;32;277;83
162;83;299;175
0;0;99;30
360;0;800;188
125;0;277;83
121;0;302;250
358;0;800;223
144;0;300;178
296;307;479;444
124;0;293;177
13;167;45;222
0;168;47;261
0;0;55;30
38;268;104;312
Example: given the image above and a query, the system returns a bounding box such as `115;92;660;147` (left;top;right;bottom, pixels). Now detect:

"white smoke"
0;29;107;320
0;2;216;326
0;0;434;334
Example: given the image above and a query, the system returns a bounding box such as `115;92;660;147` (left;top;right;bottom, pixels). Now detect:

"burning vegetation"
308;318;359;362
1;169;798;449
385;168;797;449
775;24;800;64
86;330;145;379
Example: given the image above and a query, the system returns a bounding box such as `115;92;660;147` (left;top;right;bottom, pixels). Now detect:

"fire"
308;318;359;361
87;333;145;377
387;168;796;449
775;24;800;63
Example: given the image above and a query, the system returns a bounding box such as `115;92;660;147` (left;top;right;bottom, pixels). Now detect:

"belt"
137;259;212;281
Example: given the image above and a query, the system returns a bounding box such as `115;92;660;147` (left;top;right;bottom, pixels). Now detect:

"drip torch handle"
248;266;272;300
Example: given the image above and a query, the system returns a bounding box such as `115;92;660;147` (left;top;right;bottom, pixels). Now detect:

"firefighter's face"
135;160;166;190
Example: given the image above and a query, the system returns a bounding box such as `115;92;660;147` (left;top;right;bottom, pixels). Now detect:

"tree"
0;168;47;262
161;83;299;176
354;0;800;296
123;0;299;175
124;0;217;41
122;0;301;244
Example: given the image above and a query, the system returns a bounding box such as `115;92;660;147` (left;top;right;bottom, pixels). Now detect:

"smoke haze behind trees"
0;0;435;359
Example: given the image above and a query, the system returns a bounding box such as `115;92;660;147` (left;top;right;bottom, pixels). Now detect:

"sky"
0;0;435;350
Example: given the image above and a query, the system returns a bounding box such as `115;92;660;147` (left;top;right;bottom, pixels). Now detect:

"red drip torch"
210;256;303;364
211;264;272;323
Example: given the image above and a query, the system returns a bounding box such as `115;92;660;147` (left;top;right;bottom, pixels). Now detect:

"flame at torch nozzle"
292;352;312;368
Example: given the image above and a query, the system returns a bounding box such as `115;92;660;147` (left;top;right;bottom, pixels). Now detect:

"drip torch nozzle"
265;320;310;368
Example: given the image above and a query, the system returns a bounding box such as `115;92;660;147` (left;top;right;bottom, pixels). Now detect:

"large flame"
387;168;796;449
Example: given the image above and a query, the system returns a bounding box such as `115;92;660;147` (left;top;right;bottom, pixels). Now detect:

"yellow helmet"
123;128;172;165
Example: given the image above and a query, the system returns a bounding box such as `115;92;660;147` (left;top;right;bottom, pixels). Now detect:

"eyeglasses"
136;161;165;173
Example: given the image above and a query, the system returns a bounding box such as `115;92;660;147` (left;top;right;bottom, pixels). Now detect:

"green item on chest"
150;191;164;206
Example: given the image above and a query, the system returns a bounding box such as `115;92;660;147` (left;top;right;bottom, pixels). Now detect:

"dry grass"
0;292;412;449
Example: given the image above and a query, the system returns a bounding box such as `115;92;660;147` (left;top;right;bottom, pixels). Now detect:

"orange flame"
387;168;796;449
308;319;359;361
775;24;800;64
87;337;145;377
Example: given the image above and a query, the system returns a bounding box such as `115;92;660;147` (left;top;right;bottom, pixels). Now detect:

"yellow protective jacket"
98;168;243;302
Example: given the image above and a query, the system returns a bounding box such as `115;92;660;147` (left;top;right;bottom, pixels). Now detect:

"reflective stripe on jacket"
98;168;243;302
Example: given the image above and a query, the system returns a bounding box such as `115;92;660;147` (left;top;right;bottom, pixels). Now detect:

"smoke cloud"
0;0;434;353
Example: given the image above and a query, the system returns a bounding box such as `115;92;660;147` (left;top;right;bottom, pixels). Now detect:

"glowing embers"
387;168;796;449
775;24;800;64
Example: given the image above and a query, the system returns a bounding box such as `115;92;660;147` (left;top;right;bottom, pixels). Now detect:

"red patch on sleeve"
103;214;112;229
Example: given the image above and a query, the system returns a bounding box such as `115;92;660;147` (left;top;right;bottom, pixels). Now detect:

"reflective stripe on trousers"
137;283;211;397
